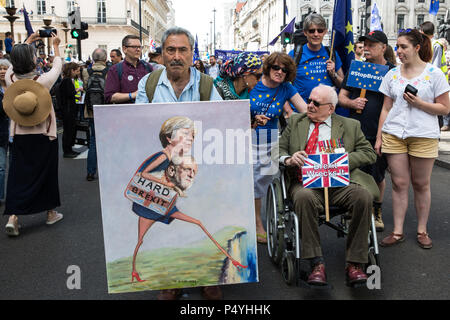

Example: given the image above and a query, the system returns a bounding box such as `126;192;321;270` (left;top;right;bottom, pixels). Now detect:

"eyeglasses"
398;28;412;35
307;98;331;108
125;45;143;50
271;65;288;73
307;28;325;34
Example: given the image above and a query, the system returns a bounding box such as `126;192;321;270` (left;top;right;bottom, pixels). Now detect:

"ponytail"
398;29;432;63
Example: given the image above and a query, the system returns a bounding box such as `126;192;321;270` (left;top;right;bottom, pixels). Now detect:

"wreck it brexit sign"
346;60;389;92
302;153;350;188
125;174;178;215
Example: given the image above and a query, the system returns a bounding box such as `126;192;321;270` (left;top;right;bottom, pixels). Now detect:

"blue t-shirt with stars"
250;81;298;144
289;44;343;106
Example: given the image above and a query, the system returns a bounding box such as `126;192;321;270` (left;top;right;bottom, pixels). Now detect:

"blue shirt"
250;81;297;144
5;38;12;53
135;67;223;103
289;44;342;106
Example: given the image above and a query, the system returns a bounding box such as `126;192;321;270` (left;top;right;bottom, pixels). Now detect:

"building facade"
0;0;174;60
228;0;450;52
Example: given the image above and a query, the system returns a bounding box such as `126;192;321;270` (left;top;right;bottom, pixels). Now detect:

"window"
97;0;106;23
418;0;425;2
417;14;425;26
397;14;405;31
324;15;331;31
398;0;405;2
6;0;15;7
37;0;46;15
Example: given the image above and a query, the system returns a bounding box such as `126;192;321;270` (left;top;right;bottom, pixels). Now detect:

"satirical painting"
95;101;258;293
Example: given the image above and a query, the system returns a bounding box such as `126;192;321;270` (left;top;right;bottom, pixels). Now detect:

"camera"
39;29;57;38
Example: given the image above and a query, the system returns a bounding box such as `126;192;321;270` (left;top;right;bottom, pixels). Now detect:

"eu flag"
332;0;355;74
193;34;200;63
429;0;439;16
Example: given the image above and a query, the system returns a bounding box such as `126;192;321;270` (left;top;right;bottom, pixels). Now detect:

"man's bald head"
306;84;337;123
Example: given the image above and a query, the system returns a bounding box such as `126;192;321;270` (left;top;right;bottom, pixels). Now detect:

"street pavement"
0;136;449;300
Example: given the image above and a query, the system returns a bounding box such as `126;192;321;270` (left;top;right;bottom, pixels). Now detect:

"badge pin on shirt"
128;75;134;81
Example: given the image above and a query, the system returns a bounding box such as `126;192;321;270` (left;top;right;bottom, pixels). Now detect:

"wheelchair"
266;165;381;289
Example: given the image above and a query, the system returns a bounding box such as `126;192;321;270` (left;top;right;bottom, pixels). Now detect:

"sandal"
5;216;19;237
46;211;64;225
417;232;432;249
380;232;404;247
257;233;267;244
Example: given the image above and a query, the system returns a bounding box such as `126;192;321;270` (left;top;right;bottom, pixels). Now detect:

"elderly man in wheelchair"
271;84;380;287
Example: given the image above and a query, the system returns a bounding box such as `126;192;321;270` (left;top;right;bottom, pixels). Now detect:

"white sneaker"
46;212;63;225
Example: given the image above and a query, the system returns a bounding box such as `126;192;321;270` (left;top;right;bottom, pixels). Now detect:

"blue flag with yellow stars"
429;0;439;16
193;34;200;63
332;0;355;74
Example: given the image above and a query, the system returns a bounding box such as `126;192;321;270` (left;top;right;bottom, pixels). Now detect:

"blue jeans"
0;146;6;200
87;119;97;175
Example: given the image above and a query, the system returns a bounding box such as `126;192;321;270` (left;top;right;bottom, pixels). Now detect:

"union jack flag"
149;37;156;50
301;153;350;189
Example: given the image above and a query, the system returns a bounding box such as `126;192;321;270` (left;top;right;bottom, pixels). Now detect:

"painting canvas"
95;100;258;294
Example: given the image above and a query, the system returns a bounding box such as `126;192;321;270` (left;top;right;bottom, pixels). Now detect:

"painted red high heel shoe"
131;271;146;282
232;260;248;269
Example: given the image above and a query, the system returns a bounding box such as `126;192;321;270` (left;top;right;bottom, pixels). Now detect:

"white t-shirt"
379;63;450;139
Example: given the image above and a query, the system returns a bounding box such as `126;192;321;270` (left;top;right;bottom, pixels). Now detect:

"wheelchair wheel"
266;180;284;265
281;252;296;286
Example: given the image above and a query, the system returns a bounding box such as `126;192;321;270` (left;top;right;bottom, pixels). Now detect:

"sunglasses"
125;45;143;50
271;65;288;73
398;28;412;35
307;98;331;108
307;28;325;34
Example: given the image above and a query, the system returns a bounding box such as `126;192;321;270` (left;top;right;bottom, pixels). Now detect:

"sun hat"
3;79;52;126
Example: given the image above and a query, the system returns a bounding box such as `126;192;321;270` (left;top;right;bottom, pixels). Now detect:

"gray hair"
303;13;327;31
316;84;338;107
92;48;107;62
0;59;11;68
161;27;195;50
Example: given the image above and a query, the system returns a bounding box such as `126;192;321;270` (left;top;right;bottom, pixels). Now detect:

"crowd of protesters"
1;12;449;300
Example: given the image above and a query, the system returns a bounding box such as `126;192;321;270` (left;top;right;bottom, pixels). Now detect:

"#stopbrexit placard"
95;100;258;294
346;60;389;92
302;153;350;189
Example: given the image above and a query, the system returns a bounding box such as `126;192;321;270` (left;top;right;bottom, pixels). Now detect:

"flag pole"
329;30;336;61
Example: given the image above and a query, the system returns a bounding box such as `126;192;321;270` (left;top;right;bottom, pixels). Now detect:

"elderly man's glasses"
307;98;331;107
271;65;288;73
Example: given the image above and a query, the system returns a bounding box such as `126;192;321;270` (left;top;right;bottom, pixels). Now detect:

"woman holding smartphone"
375;29;450;249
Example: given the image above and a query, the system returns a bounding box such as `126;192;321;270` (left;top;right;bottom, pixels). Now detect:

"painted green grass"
106;226;246;293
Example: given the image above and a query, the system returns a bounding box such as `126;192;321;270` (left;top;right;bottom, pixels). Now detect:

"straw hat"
3;79;52;127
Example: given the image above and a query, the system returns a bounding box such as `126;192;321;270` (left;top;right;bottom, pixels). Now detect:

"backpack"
116;60;152;82
86;67;109;113
144;68;213;102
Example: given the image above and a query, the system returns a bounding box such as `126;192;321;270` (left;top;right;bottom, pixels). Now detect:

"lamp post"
62;21;70;45
43;17;53;56
210;21;213;55
3;6;19;42
213;8;216;54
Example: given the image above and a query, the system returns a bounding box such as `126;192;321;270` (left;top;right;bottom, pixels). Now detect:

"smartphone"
39;28;57;38
404;84;418;96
